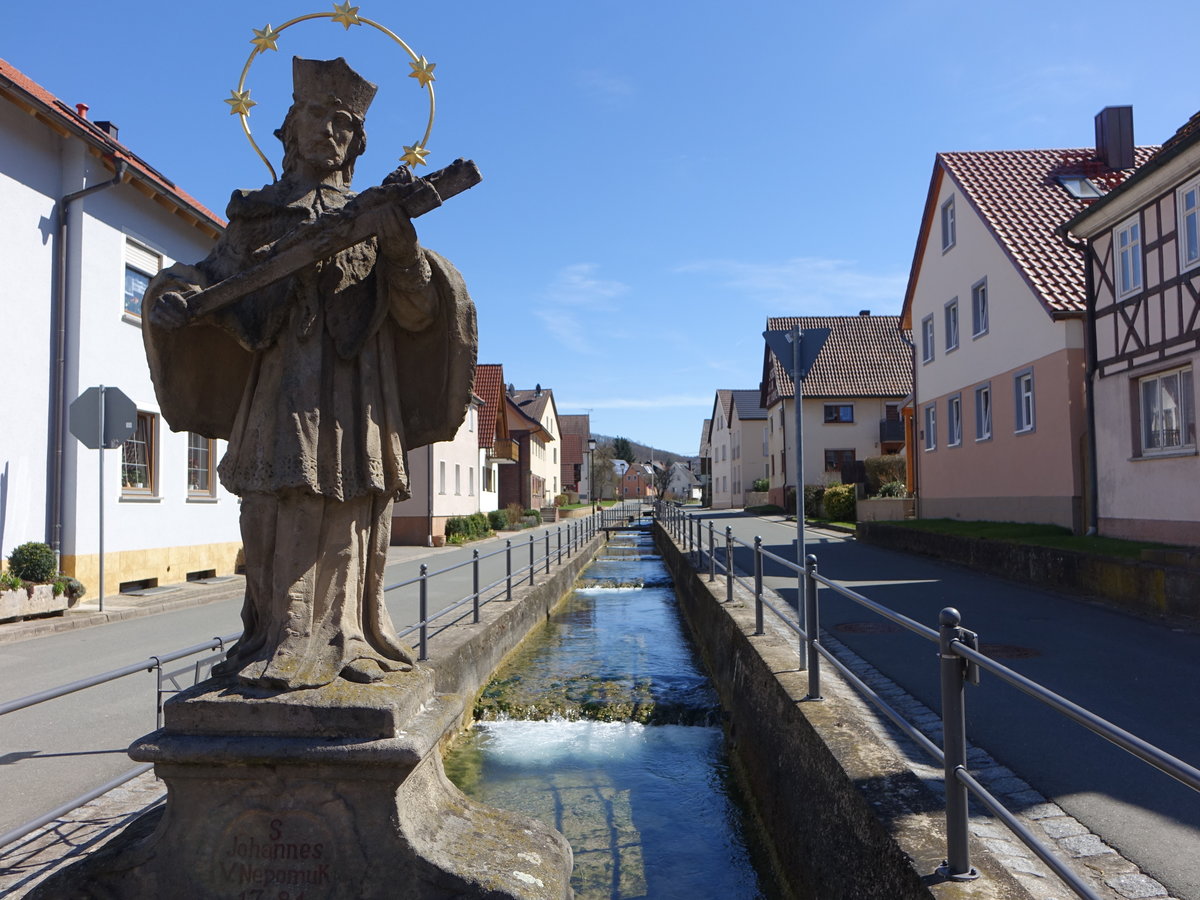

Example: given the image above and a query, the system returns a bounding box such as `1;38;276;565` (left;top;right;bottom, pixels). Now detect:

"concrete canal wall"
654;524;1035;900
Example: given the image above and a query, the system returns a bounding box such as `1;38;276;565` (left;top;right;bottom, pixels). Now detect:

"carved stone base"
31;671;573;899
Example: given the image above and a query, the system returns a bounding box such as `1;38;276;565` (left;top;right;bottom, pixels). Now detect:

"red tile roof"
763;315;912;400
909;147;1156;321
0;56;224;236
473;364;505;450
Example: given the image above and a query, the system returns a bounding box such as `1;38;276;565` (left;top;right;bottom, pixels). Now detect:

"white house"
706;390;734;508
0;57;240;593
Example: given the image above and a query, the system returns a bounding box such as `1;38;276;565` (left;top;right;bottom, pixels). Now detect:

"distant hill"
591;434;699;471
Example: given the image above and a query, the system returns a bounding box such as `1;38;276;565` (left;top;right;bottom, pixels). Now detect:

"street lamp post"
588;437;597;515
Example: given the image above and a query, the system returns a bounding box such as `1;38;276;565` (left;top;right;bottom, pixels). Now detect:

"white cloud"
531;263;629;354
676;257;907;314
577;70;635;103
542;263;627;308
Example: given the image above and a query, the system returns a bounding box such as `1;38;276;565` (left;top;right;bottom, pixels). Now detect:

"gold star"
408;56;436;88
330;1;363;29
225;89;257;116
401;143;430;167
250;24;280;53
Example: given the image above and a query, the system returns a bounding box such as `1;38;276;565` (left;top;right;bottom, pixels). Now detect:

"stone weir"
30;532;606;900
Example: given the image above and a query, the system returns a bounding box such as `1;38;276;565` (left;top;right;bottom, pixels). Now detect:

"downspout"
49;158;128;565
1061;229;1099;536
899;329;919;518
427;443;434;547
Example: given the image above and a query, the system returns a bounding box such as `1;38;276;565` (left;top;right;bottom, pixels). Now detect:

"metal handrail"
0;508;606;852
654;501;1199;898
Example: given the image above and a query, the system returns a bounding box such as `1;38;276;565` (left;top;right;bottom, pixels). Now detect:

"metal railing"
0;507;613;853
654;501;1200;899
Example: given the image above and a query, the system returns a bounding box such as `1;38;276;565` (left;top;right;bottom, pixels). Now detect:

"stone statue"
143;57;477;690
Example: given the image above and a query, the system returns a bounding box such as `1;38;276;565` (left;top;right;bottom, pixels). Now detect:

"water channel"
444;526;784;899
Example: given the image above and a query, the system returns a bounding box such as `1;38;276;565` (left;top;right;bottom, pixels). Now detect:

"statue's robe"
142;176;476;688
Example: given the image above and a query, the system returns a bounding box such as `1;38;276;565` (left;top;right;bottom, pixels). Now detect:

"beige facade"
1066;130;1200;545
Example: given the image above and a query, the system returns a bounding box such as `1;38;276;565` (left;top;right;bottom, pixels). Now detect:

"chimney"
75;102;89;119
859;309;871;316
1095;106;1134;170
95;120;119;140
534;383;542;397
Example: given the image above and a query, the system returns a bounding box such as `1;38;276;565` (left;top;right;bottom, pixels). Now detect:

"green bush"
0;569;23;591
864;455;905;495
445;512;492;543
505;503;524;526
8;541;56;583
822;483;857;522
524;509;539;518
751;477;769;492
488;509;508;531
803;485;825;518
877;480;907;498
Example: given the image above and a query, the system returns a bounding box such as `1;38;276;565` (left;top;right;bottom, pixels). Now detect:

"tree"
591;443;617;500
652;462;671;501
612;436;635;464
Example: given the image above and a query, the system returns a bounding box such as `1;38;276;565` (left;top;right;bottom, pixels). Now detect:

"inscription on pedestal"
214;810;337;898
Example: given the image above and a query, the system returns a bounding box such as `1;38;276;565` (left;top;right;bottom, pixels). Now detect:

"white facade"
392;397;484;544
1;65;240;592
708;391;733;508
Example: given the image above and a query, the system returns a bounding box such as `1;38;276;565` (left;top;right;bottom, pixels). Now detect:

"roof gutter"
1058;228;1100;536
48;158;128;562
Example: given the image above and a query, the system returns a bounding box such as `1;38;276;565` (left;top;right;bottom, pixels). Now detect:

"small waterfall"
445;523;782;899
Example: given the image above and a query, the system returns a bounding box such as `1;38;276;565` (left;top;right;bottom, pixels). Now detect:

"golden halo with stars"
226;2;437;181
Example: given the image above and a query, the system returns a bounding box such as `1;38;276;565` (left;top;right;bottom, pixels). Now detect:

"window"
482;465;493;493
947;394;962;447
121;412;156;493
941;196;956;251
971;279;989;337
921;315;935;363
124;240;161;319
187;432;215;496
974;384;992;441
553;447;557;464
439;461;446;494
1015;370;1035;432
469;467;475;496
945;299;959;352
762;427;768;456
1139;366;1195;454
1179;178;1200;272
923;404;936;451
468;407;476;432
824;449;856;472
454;464;461;495
823;404;854;424
1117;216;1143;297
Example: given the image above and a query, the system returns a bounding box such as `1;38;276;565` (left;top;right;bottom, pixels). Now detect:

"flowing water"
444;526;781;899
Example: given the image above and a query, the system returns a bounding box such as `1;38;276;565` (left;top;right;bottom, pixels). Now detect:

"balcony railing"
489;438;519;462
879;418;904;444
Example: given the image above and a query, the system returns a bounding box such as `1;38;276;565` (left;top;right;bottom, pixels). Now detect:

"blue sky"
7;1;1199;455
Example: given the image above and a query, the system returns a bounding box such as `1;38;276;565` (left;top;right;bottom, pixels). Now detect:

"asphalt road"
0;511;615;843
688;509;1200;900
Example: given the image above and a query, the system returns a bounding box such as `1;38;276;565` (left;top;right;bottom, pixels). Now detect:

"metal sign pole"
97;385;106;613
792;328;806;669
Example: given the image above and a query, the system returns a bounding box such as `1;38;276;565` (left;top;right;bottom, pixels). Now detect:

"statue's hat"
292;57;377;118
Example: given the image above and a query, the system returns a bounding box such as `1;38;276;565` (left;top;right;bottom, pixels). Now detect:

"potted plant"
0;541;87;621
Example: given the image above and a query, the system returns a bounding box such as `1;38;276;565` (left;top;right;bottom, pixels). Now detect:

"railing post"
805;554;822;700
505;539;513;601
937;607;978;882
529;534;536;585
418;564;429;661
545;530;551;573
557;525;563;564
708;520;716;582
725;525;734;603
472;549;481;624
754;536;764;635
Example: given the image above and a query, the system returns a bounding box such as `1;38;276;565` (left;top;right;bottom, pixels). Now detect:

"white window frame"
971;278;989;338
1138;365;1195;455
1014;370;1035;433
439;461;446;494
469;466;475;496
945;298;959;352
947;394;962;447
454;463;461;495
121;411;158;495
1178;177;1200;273
923;404;937;451
941;196;956;252
186;431;216;498
1116;215;1143;298
974;383;992;441
123;239;161;322
921;314;935;364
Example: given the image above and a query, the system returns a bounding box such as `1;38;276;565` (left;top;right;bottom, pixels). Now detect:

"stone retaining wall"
858;522;1200;622
654;524;1033;900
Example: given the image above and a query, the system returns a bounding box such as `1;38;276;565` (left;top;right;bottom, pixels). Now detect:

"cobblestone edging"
817;629;1180;900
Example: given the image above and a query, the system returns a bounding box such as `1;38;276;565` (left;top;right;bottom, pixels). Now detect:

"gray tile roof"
730;390;766;421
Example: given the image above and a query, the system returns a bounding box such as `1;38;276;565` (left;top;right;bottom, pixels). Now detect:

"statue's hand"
376;202;422;268
148;291;193;331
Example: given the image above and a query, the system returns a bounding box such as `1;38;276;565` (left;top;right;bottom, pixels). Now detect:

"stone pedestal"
32;670;573;899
